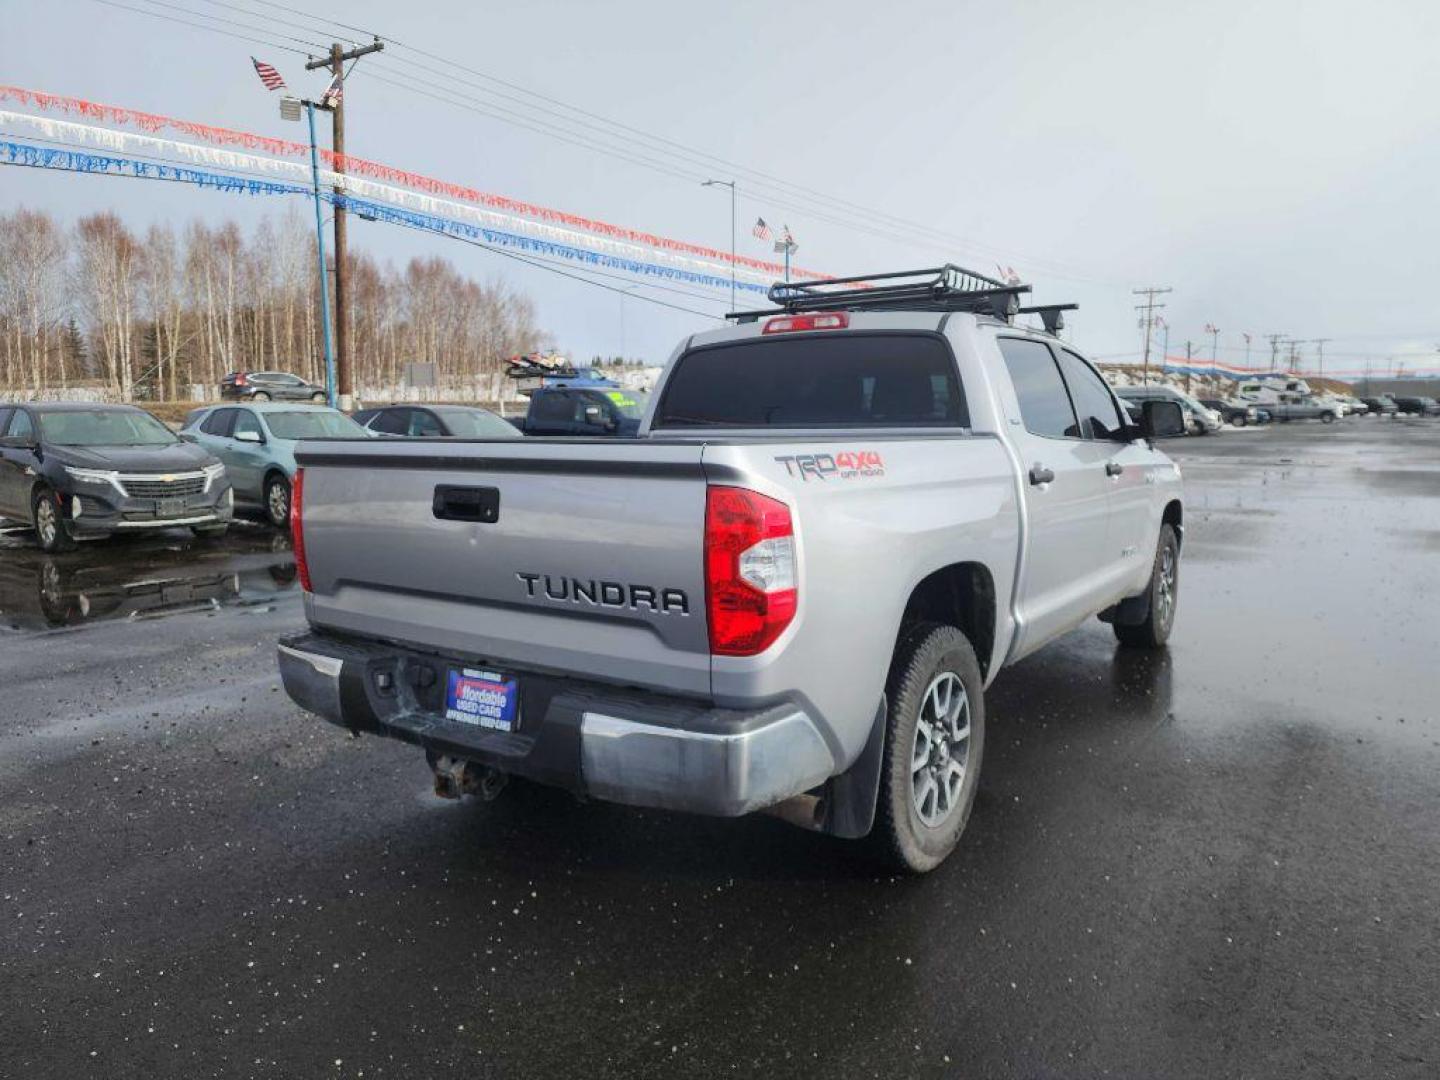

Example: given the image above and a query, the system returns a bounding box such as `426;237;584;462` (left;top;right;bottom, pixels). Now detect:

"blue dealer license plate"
444;668;519;732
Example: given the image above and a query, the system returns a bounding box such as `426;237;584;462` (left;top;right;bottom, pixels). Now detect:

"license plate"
445;668;519;732
156;498;188;518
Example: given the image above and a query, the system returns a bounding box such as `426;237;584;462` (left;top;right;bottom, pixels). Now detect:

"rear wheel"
1114;524;1179;649
32;486;76;553
1321;411;1336;424
869;623;985;874
310;392;326;403
1232;415;1247;427
264;475;291;527
251;391;271;402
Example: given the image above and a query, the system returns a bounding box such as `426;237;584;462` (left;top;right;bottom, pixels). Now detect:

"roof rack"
727;264;1038;323
1017;303;1078;335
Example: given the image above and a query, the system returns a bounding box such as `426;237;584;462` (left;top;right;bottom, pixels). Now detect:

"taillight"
290;468;311;593
762;312;849;335
704;486;797;656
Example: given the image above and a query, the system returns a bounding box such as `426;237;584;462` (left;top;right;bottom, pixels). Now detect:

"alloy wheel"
910;671;972;829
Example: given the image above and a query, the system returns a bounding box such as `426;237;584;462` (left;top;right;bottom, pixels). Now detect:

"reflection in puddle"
0;521;298;632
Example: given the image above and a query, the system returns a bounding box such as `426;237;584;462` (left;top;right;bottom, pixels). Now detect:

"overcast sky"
4;0;1440;374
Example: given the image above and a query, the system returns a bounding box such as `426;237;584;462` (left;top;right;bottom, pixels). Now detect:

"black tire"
1114;524;1179;649
264;474;291;527
1232;415;1247;428
869;623;986;874
32;485;76;553
191;523;229;539
251;391;271;402
310;392;326;403
1321;412;1335;424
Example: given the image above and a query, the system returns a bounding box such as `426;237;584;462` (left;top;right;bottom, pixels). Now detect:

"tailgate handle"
432;485;500;524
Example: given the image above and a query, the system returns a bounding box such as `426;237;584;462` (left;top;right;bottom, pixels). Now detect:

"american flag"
751;217;771;241
251;57;286;91
320;73;343;107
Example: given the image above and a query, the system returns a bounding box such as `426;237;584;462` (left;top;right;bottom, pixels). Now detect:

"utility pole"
1265;333;1285;373
1184;340;1195;395
1133;286;1171;386
1242;332;1252;369
1310;338;1331;389
306;37;383;410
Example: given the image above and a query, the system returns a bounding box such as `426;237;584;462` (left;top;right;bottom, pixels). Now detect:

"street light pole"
701;179;736;312
281;95;337;407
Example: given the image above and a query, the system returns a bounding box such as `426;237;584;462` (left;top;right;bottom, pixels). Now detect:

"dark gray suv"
220;371;328;403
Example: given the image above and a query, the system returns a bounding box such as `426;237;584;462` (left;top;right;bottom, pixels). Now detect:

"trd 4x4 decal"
775;451;885;481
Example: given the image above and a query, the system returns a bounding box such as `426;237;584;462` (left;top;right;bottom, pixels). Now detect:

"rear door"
996;337;1116;653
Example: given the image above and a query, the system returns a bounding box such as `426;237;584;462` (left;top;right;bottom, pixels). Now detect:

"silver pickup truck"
278;266;1187;872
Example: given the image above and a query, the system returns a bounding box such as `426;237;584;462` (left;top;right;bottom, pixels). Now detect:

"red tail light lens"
762;312;849;335
290;468;311;593
705;486;797;656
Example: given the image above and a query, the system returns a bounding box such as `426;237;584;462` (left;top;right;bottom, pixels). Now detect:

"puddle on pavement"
0;519;298;633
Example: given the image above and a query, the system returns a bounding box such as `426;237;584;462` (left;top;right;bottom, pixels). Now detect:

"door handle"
1028;464;1055;486
432;484;500;523
1105;462;1125;477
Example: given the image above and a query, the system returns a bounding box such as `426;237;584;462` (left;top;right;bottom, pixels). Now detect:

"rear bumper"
277;631;835;817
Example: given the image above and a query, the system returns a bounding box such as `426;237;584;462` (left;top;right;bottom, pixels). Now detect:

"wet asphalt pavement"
2;420;1438;1079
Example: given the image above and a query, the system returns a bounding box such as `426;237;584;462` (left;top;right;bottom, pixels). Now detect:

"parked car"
181;403;367;526
353;404;521;439
509;386;650;436
1361;395;1399;416
1116;385;1222;434
0;403;231;552
220;371;329;403
277;265;1187;874
1197;398;1259;427
1393;395;1440;416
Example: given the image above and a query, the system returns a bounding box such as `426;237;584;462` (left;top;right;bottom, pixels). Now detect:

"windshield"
264;410;366;440
435;407;521;438
596;389;649;421
38;409;177;446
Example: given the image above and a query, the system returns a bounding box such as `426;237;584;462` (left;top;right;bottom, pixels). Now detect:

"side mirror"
1140;400;1187;439
0;435;38;451
235;429;264;444
178;432;197;443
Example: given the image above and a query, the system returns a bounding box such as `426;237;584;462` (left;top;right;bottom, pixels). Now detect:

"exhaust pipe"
432;755;509;801
764;792;826;832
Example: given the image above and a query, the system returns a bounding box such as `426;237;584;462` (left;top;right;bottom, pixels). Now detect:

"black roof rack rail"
726;264;1036;323
1017;303;1078;335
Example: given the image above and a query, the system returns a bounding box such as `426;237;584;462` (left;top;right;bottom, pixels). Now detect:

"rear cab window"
653;333;967;429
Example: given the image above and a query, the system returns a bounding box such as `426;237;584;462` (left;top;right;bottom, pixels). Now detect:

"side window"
369;409;409;435
201;408;235;436
997;338;1080;439
1056;350;1126;439
409;410;444;437
530;393;574;424
7;410;36;441
232;410;264;441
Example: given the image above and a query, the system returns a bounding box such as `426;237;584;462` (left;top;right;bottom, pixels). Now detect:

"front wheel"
264;475;291;527
1114;524;1179;649
310;392;327;403
1321;411;1336;424
1232;415;1247;428
870;623;985;874
32;486;76;553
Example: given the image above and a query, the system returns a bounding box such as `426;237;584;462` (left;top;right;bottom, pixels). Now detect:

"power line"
88;0;313;54
123;0;328;51
98;0;1115;282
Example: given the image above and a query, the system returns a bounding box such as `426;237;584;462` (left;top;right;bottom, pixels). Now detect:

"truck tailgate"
295;439;711;695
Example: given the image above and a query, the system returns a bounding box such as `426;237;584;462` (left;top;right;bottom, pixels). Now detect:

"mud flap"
822;696;887;839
